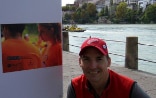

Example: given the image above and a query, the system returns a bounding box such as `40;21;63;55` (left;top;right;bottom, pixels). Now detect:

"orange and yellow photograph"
1;23;62;73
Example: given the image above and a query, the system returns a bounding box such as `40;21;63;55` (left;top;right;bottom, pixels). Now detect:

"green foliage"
62;6;76;11
63;13;72;23
99;6;109;17
82;3;87;9
141;4;156;23
62;6;68;11
134;8;143;23
105;6;109;16
62;2;156;24
22;24;39;44
125;8;137;23
29;33;39;44
116;2;127;20
23;24;38;35
72;3;98;24
99;7;105;17
64;3;95;24
110;0;113;6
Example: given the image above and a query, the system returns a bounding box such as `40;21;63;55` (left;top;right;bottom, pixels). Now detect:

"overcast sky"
62;0;75;6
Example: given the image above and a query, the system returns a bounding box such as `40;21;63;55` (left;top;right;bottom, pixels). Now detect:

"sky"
62;0;75;6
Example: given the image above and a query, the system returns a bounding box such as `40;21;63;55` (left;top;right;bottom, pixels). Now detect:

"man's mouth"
88;70;100;74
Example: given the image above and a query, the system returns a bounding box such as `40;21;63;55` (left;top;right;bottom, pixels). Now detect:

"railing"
63;31;156;70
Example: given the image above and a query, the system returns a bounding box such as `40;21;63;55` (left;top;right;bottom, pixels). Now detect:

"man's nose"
89;60;97;69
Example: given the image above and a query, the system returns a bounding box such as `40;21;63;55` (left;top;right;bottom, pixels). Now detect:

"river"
68;24;156;74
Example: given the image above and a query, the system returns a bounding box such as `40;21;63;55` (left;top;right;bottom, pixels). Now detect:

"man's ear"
107;57;111;67
79;57;82;67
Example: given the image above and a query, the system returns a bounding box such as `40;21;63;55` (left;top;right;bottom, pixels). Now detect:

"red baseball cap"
79;37;108;56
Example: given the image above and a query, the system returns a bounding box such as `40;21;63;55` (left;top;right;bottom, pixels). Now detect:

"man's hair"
2;24;25;37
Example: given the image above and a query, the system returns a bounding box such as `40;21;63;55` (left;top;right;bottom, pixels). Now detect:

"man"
37;23;62;67
2;24;42;73
67;37;150;98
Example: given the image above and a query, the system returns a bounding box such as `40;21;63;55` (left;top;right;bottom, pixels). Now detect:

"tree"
104;6;109;16
141;4;156;23
62;6;76;11
86;3;97;22
72;8;82;23
62;6;68;11
110;0;113;6
24;24;38;34
99;7;105;17
116;2;127;21
63;13;72;23
125;8;137;23
99;6;109;17
72;3;97;24
135;8;143;23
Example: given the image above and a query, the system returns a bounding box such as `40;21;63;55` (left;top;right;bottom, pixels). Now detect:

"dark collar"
85;76;110;97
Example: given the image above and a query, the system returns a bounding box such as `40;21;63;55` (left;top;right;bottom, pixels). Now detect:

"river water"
68;24;156;74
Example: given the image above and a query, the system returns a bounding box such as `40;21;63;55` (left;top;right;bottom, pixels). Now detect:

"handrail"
67;34;156;65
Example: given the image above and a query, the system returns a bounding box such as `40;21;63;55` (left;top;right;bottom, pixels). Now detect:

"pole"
125;36;138;70
62;31;69;51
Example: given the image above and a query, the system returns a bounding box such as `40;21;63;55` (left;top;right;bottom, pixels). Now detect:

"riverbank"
63;51;156;98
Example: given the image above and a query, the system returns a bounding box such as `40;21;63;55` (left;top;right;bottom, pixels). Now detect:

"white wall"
0;0;62;98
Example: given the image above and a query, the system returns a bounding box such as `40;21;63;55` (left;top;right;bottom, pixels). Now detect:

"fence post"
125;37;138;70
62;31;69;51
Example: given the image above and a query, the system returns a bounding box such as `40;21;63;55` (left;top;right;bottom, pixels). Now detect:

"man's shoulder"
109;69;134;82
71;74;86;85
72;74;85;80
131;83;151;98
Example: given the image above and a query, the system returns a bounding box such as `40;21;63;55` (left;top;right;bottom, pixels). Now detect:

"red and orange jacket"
2;39;42;73
71;69;134;98
41;42;62;67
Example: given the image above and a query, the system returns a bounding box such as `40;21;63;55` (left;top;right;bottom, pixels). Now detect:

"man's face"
38;25;51;41
79;47;111;83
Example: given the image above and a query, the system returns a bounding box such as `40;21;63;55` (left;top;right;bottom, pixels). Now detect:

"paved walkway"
63;51;156;98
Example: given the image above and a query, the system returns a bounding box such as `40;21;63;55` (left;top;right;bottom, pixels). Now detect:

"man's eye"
82;58;88;61
97;57;103;61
